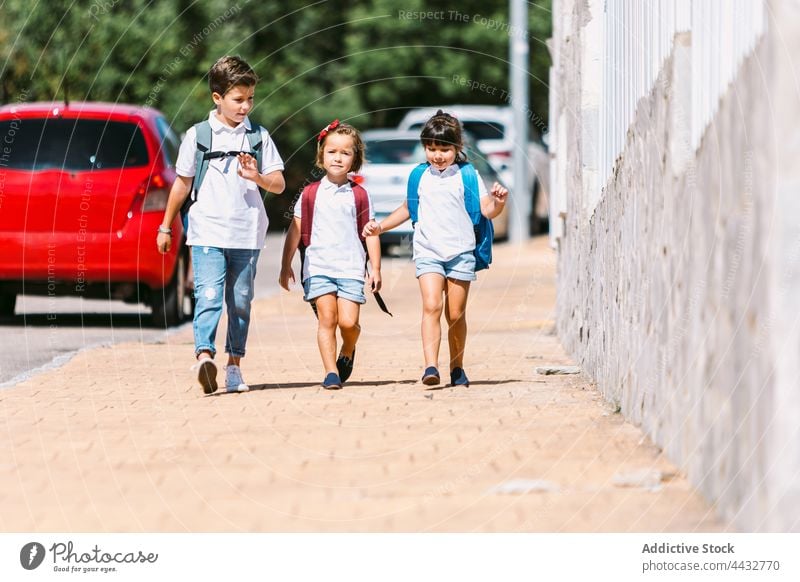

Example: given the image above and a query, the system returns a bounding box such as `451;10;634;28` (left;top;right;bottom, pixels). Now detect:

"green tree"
344;0;552;132
0;0;552;228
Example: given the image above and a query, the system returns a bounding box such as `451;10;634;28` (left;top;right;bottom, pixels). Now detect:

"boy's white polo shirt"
176;111;284;250
413;163;488;262
293;177;375;282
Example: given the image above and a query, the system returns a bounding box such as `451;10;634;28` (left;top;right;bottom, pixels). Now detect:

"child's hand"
491;182;509;203
368;269;382;293
237;153;260;182
279;266;295;291
362;220;382;237
156;231;172;254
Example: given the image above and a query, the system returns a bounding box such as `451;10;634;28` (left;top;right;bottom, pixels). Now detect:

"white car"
397;105;549;233
357;129;509;255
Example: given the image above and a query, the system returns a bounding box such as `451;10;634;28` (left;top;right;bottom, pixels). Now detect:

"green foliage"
0;0;552;228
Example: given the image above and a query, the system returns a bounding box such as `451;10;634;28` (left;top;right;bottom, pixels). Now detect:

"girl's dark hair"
316;122;366;173
419;110;467;162
208;55;259;96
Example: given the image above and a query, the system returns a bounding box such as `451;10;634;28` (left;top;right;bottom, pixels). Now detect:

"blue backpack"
406;162;493;271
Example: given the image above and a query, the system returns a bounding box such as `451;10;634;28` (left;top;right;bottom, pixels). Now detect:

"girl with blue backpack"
362;110;509;387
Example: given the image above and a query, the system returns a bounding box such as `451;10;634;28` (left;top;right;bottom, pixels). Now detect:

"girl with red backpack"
362;111;508;388
280;121;382;389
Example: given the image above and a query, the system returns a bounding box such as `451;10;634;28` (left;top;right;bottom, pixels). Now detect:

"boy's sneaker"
322;372;343;390
450;367;470;387
336;348;355;383
192;357;218;395
421;366;441;386
225;365;250;393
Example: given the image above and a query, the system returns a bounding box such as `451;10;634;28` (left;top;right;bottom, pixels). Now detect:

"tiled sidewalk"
0;237;725;532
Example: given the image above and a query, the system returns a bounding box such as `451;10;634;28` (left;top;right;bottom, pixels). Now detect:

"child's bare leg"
314;293;339;374
418;273;445;368
337;298;361;357
444;278;471;370
226;355;241;366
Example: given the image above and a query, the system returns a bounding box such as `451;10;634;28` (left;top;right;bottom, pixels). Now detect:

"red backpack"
299;180;371;248
298;180;391;316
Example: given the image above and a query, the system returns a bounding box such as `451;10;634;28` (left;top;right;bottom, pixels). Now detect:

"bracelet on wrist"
158;226;172;235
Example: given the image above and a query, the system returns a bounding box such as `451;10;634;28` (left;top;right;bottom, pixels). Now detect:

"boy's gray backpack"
179;120;265;226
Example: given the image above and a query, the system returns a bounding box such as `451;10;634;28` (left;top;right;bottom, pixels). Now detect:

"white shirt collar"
207;110;252;133
320;175;352;191
428;163;460;178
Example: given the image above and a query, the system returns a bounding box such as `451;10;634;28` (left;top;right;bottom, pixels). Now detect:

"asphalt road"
0;233;290;386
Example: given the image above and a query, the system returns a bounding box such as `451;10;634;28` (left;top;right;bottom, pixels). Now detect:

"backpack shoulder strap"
245;124;266;196
245;123;264;169
459;161;481;226
351;181;370;242
192;120;212;197
300;181;321;249
406;163;429;224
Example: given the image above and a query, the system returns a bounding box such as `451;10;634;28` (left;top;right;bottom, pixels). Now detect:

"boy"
157;55;285;394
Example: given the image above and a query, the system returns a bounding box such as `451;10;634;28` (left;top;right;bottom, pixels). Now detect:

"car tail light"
140;174;170;212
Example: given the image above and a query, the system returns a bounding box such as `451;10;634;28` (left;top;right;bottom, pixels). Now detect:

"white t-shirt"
412;164;489;262
293;177;375;282
176;111;284;250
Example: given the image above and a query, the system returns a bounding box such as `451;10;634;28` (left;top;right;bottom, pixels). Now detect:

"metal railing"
599;0;765;189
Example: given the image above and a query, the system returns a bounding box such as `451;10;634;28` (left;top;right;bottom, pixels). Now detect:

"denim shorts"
415;251;477;281
303;275;366;304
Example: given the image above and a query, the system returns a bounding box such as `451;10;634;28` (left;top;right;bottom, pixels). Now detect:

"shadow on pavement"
211;379;419;393
466;379;522;386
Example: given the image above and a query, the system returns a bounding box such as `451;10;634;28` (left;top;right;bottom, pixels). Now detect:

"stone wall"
552;0;800;530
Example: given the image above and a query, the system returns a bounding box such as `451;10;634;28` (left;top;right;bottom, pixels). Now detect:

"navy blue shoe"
336;348;355;383
450;367;470;387
421;366;440;386
322;372;342;390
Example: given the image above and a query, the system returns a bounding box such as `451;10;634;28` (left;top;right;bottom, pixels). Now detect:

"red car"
0;102;192;326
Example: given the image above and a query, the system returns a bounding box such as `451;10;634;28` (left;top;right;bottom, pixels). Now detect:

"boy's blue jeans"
191;246;260;358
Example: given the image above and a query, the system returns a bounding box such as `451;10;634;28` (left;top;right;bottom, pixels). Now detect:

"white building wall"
550;0;799;530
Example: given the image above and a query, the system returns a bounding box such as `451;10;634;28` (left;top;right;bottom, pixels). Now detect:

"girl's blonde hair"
315;122;366;173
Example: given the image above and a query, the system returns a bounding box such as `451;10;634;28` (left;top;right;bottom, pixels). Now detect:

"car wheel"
0;292;16;317
151;252;188;327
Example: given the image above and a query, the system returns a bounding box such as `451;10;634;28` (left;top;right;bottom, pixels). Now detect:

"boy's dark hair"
208;55;259;96
316;122;366;173
420;110;467;162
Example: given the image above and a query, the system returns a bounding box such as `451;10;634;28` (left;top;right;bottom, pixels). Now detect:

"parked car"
358;128;509;255
0;102;192;326
397;105;549;233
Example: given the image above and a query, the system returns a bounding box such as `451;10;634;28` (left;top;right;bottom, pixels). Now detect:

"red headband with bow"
317;119;340;142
